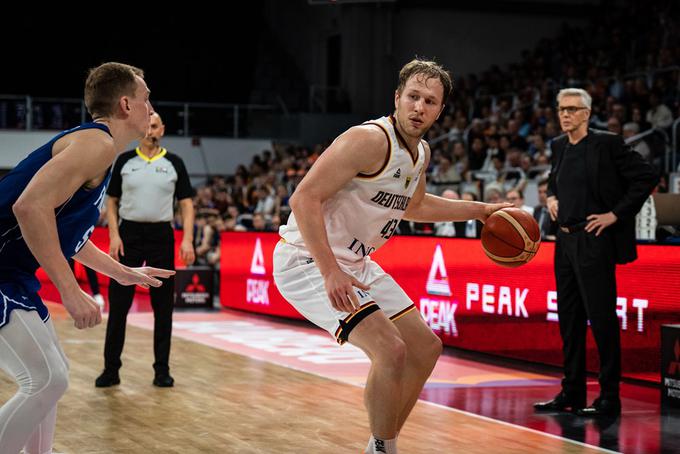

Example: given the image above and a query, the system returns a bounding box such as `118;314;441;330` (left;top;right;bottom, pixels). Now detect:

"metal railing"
623;126;671;172
672;117;680;172
0;95;278;138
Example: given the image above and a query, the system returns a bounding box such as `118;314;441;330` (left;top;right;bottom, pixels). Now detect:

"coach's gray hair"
557;88;592;109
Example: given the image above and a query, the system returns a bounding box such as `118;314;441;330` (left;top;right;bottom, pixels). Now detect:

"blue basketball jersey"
0;122;112;327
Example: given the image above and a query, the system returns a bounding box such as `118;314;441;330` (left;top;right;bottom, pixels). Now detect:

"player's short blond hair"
85;62;144;118
397;59;452;105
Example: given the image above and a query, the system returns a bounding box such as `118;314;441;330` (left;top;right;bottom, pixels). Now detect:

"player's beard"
396;111;426;140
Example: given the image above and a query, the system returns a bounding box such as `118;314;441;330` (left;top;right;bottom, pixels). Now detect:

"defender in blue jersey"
0;62;175;454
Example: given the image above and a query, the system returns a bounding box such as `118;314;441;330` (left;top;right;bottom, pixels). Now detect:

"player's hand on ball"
480;202;514;223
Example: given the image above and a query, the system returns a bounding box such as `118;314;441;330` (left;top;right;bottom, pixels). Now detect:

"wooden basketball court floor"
0;303;626;454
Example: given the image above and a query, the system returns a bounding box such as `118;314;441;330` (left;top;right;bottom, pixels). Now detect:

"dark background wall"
1;1;598;115
0;5;266;103
262;1;590;115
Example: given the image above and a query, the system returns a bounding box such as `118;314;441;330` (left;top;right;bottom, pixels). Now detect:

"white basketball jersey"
279;115;426;266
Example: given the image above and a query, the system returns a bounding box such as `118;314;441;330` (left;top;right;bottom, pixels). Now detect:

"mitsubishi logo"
185;273;206;293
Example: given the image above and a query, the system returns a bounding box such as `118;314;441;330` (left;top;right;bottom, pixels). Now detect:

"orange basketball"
481;208;541;268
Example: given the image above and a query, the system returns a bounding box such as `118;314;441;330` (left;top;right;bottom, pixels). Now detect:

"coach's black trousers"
103;220;175;375
555;228;621;402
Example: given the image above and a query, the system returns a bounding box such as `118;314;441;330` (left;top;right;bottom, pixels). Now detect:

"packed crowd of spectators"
183;1;679;265
425;0;678;194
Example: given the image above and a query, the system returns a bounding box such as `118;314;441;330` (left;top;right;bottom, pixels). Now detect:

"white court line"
421;400;621;454
278;365;622;454
156;318;622;454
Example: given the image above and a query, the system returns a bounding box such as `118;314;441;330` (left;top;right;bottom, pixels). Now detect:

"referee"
95;112;195;388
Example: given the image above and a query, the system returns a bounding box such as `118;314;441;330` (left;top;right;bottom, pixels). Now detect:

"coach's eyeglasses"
558;106;589;115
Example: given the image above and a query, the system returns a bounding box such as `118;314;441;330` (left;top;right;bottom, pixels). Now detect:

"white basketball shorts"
273;239;416;344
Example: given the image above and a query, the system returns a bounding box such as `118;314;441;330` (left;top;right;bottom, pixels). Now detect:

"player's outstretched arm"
74;240;175;288
403;141;511;223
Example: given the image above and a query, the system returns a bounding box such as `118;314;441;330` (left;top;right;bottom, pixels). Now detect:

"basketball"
481;208;541;268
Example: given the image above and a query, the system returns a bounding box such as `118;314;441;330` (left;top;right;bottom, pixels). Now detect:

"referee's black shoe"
153;373;174;387
95;370;120;388
575;397;621;417
534;392;585;413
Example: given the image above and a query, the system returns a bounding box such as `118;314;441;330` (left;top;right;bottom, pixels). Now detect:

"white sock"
365;435;375;453
366;436;397;454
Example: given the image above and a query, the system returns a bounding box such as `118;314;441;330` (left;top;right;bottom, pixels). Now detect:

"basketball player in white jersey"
273;59;511;454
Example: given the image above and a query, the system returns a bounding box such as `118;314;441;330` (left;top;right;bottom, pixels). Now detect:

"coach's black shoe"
95;370;120;388
575;397;621;417
534;392;585;413
153;373;174;387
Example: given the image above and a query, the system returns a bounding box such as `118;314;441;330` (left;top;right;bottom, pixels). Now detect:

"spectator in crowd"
456;191;483;238
434;189;460;237
483;183;505;204
269;214;282;232
646;91;673;129
507;118;529;151
622;122;652;161
451;141;469;178
533;178;558;240
275;183;291;215
253;185;277;217
250;213;267;232
607;117;622;135
194;209;220;267
468;136;488;172
506;189;534;215
431;156;461;185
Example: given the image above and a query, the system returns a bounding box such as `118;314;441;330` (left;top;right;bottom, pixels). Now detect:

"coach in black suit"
534;88;657;417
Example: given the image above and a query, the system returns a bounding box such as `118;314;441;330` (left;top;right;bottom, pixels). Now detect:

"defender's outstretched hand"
114;266;176;288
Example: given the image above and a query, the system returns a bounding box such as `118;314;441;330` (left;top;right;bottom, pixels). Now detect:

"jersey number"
380;219;399;240
75;226;95;254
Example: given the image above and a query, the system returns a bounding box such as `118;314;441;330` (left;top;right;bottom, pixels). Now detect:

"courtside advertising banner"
220;232;680;382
